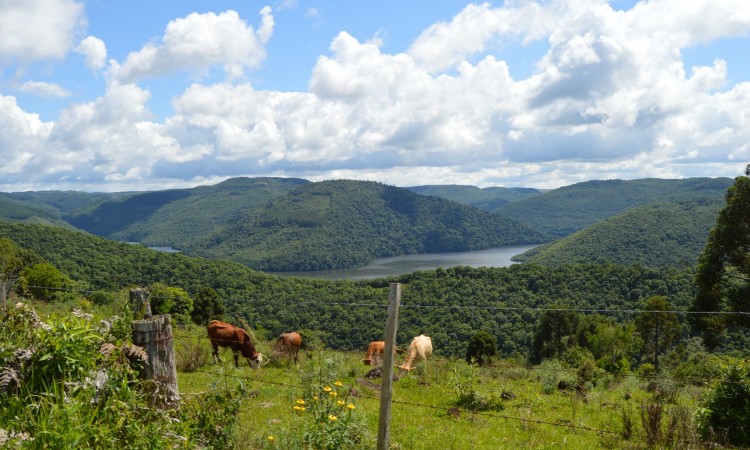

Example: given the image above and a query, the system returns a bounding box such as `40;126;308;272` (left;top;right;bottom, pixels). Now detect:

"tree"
465;331;497;365
635;296;680;373
532;306;580;363
0;238;25;311
148;283;193;325
191;286;225;325
692;164;750;349
21;262;75;302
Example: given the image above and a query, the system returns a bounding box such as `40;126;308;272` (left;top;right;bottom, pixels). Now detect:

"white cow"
398;334;433;371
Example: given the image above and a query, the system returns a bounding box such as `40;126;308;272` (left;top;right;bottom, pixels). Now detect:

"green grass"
176;335;705;449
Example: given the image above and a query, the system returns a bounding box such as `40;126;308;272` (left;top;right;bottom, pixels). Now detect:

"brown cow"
272;332;302;364
362;341;405;366
207;320;263;368
362;341;386;366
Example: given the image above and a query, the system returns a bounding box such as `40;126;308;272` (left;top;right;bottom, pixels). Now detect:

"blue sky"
1;0;749;192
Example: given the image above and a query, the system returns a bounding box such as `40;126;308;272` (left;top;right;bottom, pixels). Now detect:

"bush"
698;361;750;447
465;331;497;366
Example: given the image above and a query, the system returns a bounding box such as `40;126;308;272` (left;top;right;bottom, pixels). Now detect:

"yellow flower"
313;396;319;401
323;386;332;392
347;403;356;410
329;391;337;397
293;405;306;411
268;436;274;441
337;400;345;406
296;399;305;405
328;415;338;421
334;381;343;387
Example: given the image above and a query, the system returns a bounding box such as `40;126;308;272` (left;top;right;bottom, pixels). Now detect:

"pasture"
175;327;705;449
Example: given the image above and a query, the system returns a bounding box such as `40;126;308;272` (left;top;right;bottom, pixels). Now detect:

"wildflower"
313;395;319;401
329;391;337;397
347;403;356;410
296;399;305;405
328;415;338;421
324;386;333;392
268;436;274;441
293;405;306;411
334;381;343;387
337;400;346;406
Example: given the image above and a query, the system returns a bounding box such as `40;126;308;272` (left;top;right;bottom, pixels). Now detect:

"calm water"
271;245;537;281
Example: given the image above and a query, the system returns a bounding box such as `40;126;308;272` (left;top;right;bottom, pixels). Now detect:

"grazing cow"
207;320;263;369
362;341;386;366
398;334;433;371
272;332;302;364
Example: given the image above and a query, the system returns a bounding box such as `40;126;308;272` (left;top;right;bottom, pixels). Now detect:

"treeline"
1;220;714;360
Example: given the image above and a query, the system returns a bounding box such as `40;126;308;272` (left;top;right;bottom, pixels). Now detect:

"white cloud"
75;36;107;71
0;0;85;62
2;0;750;192
112;8;274;83
18;81;71;98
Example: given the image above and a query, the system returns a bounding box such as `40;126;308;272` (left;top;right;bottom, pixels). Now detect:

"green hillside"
406;185;542;210
495;177;732;237
0;220;698;356
64;177;309;244
6;190;127;214
184;180;548;271
514;199;724;267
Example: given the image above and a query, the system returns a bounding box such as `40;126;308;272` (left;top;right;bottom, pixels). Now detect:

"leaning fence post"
377;283;401;450
130;288;179;409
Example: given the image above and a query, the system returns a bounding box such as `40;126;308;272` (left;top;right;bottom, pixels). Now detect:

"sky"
1;0;749;193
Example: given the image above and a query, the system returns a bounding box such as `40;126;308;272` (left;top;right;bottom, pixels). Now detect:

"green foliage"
698;360;750;446
497;177;732;238
516;199;725;268
0;305;189;448
449;363;505;412
192;286;225;326
692;166;750;350
635;296;681;372
182;382;248;449
465;331;497;365
21;262;77;302
405;185;541;211
148;282;193;324
291;353;367;449
532;306;579;363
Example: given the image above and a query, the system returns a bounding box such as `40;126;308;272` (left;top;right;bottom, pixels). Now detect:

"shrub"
449;363;504;412
698;361;750;447
465;331;497;366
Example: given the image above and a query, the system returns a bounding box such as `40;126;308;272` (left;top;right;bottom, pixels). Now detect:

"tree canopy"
692;165;750;349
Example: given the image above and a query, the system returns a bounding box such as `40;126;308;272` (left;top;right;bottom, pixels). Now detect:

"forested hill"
63;177;310;244
513;199;724;267
405;185;542;211
0;220;696;356
495;177;732;237
181;180;548;271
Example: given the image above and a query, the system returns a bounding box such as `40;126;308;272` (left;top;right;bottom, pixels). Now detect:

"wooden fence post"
377;283;401;450
130;288;179;409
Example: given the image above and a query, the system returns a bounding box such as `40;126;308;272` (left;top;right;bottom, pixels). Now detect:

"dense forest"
495;177;732;237
514;199;724;267
0;220;722;359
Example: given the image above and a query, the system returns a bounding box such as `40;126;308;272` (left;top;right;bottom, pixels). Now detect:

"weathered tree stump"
131;314;179;409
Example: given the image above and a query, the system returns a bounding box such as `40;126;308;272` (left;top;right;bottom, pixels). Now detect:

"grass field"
176;330;705;449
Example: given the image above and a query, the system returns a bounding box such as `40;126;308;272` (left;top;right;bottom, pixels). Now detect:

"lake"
270;245;538;281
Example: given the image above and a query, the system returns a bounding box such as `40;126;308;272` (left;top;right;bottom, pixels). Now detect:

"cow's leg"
233;351;240;367
212;342;221;364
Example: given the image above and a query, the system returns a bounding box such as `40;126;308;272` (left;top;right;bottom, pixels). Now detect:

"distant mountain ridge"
0;175;734;271
494;177;733;237
405;185;543;210
182;180;547;270
514;199;724;267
